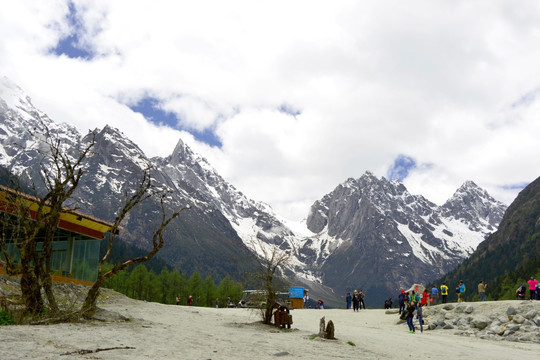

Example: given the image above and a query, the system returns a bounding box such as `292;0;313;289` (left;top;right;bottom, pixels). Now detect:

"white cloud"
1;0;540;220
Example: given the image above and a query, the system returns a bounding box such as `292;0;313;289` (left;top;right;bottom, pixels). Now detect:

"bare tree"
0;126;95;315
0;124;189;320
80;171;190;317
249;238;290;324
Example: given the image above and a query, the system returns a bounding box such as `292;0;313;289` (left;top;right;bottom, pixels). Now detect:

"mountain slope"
0;77;258;282
300;172;507;306
437;175;540;298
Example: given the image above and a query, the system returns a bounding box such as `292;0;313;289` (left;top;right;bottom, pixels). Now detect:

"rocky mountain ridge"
0;77;508;306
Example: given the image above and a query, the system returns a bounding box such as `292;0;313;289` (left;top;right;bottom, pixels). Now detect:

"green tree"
128;264;149;300
157;267;171;304
188;271;203;305
203;275;217;307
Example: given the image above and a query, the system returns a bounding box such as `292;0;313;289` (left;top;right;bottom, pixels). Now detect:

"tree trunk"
20;269;44;315
80;278;103;318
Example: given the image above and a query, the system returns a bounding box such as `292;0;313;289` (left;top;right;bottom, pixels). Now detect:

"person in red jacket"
420;289;429;307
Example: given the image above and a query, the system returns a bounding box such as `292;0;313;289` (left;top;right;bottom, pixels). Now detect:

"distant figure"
398;290;406;314
457;281;466;303
406;301;416;333
215;298;219;308
527;277;538;300
227;296;232;307
188;295;193;306
346;292;352;309
420;289;429;307
440;283;448;303
303;294;309;309
317;299;324;309
352;290;360;312
431;285;438;305
176;296;180;305
516;285;526;300
478;280;487;302
358;290;366;309
416;303;424;333
384;298;392;309
410;290;418;306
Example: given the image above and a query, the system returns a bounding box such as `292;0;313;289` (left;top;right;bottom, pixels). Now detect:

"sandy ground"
0;298;538;360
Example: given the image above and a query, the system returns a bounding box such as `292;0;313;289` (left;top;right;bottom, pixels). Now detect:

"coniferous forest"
102;263;244;307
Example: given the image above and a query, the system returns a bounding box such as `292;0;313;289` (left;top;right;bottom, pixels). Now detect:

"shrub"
0;311;14;325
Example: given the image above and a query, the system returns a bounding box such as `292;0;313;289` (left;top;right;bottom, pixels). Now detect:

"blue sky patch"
278;103;302;117
387;155;417;181
499;182;529;191
52;2;92;60
130;97;222;148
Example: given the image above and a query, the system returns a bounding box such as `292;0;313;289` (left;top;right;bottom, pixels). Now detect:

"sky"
1;0;540;222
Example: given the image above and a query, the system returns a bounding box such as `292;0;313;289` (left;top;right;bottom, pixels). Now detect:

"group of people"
345;290;366;311
517;277;539;300
397;291;425;334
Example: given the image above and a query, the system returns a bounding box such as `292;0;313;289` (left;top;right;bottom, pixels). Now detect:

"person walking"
440;283;448;303
346;292;352;309
527;277;538;300
303;293;309;309
358;290;366;309
458;281;466;303
406;301;416;333
417;303;424;333
352;290;360;312
431;285;438;305
478;280;487;302
398;290;406;315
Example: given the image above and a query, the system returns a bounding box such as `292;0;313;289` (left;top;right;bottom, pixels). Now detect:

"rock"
471;317;490;330
319;317;326;338
457;317;469;327
464;305;474;314
512;315;526;324
435;316;446;326
442;304;455;311
524;310;537;320
518;333;536;342
503;328;517;336
274;351;290;357
496;324;506;336
506;306;517;316
325;320;335;340
442;324;454;329
385;309;399;314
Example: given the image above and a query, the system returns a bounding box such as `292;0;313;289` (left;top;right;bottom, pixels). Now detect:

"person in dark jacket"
352;290;360;312
406;301;416;333
398;290;406;314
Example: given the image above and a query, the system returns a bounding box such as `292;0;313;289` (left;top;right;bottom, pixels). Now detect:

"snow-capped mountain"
302;172;506;305
0;77;508;306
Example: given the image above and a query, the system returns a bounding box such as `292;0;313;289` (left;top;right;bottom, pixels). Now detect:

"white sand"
0;298;538;360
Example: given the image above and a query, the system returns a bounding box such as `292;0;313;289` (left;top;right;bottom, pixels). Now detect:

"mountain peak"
0;76;37;115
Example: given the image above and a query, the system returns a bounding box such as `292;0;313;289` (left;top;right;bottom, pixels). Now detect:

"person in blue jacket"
458;281;466;303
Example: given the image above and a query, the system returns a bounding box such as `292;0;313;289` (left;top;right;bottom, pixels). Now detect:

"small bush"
347;341;356;347
0;311;14;325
